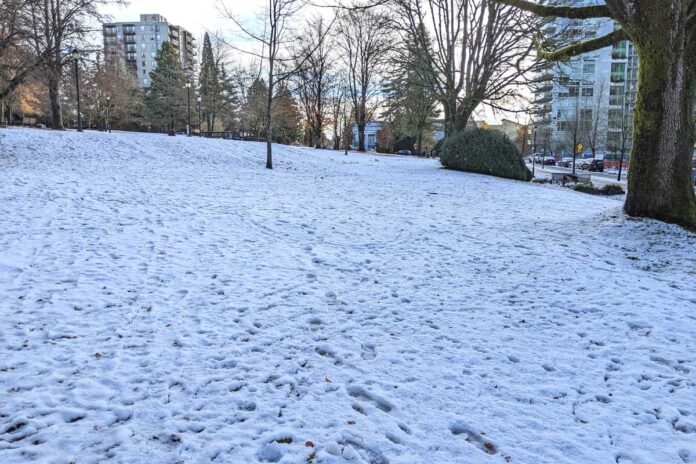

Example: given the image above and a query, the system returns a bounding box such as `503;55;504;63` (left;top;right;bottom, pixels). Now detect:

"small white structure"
352;121;383;151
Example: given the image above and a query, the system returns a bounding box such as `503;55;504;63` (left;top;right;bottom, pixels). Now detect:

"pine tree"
198;32;222;132
384;23;439;155
272;83;302;144
244;78;269;141
144;42;187;135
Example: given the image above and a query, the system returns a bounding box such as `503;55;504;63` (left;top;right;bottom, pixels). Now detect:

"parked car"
588;159;605;172
395;149;412;156
543;156;556;166
557;157;574;168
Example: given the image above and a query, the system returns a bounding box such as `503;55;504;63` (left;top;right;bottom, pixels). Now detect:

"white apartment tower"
103;14;196;88
532;0;638;159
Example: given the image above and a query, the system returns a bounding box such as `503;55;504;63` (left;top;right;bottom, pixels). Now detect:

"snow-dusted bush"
440;128;532;181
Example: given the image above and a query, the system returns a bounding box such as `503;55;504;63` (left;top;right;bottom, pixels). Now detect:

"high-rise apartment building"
103;14;196;88
532;1;637;159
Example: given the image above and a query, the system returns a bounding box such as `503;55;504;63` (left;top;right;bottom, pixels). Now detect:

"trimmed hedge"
440;128;532;181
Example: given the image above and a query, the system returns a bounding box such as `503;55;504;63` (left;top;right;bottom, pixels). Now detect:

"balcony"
611;74;625;83
534;95;553;105
104;27;117;36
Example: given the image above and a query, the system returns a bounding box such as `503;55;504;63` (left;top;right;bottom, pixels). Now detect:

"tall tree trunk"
266;71;273;169
625;23;696;229
48;72;63;129
314;127;321;149
453;101;479;135
357;122;365;152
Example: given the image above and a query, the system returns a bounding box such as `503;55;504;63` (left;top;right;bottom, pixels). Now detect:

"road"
526;163;627;188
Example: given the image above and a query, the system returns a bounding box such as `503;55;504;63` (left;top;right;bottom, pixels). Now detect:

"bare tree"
223;0;311;168
391;0;540;136
583;77;608;160
336;9;391;152
26;0;115;129
0;0;48;104
294;16;335;148
328;83;346;150
557;83;590;174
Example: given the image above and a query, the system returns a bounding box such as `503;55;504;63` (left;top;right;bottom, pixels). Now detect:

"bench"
551;172;591;186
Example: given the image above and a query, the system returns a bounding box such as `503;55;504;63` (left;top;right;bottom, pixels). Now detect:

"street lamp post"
72;49;83;132
106;95;111;133
185;81;192;137
197;96;202;137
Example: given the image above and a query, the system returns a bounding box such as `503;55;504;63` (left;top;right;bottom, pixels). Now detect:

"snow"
0;127;695;464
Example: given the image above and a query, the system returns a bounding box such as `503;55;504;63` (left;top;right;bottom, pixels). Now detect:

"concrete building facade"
532;0;638;159
103;14;196;88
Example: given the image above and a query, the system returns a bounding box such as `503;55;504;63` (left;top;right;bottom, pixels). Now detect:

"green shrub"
440;128;532;181
572;182;625;196
574;182;595;194
601;183;625;195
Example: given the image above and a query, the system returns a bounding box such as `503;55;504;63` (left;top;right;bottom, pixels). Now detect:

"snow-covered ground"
1;127;695;464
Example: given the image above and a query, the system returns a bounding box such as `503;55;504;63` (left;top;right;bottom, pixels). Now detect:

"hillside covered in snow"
0;128;695;464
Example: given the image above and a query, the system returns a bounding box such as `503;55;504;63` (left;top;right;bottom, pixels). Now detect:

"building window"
611;63;626;82
582;63;595;74
143;78;149;86
581;87;594;97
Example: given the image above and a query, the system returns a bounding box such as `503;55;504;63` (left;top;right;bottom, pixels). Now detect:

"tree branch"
496;0;613;19
536;28;628;61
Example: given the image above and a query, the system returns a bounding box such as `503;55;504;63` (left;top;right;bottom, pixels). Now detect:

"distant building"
532;0;638;158
103;14;196;88
351;121;383;151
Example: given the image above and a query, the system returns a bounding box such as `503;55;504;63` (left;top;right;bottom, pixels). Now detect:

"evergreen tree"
144;42;187;135
243;78;269;140
272;83;302;144
384;23;439;155
198;32;222;132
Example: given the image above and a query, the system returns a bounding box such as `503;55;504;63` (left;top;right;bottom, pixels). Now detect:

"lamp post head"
185;81;191;89
72;48;80;61
197;96;201;103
